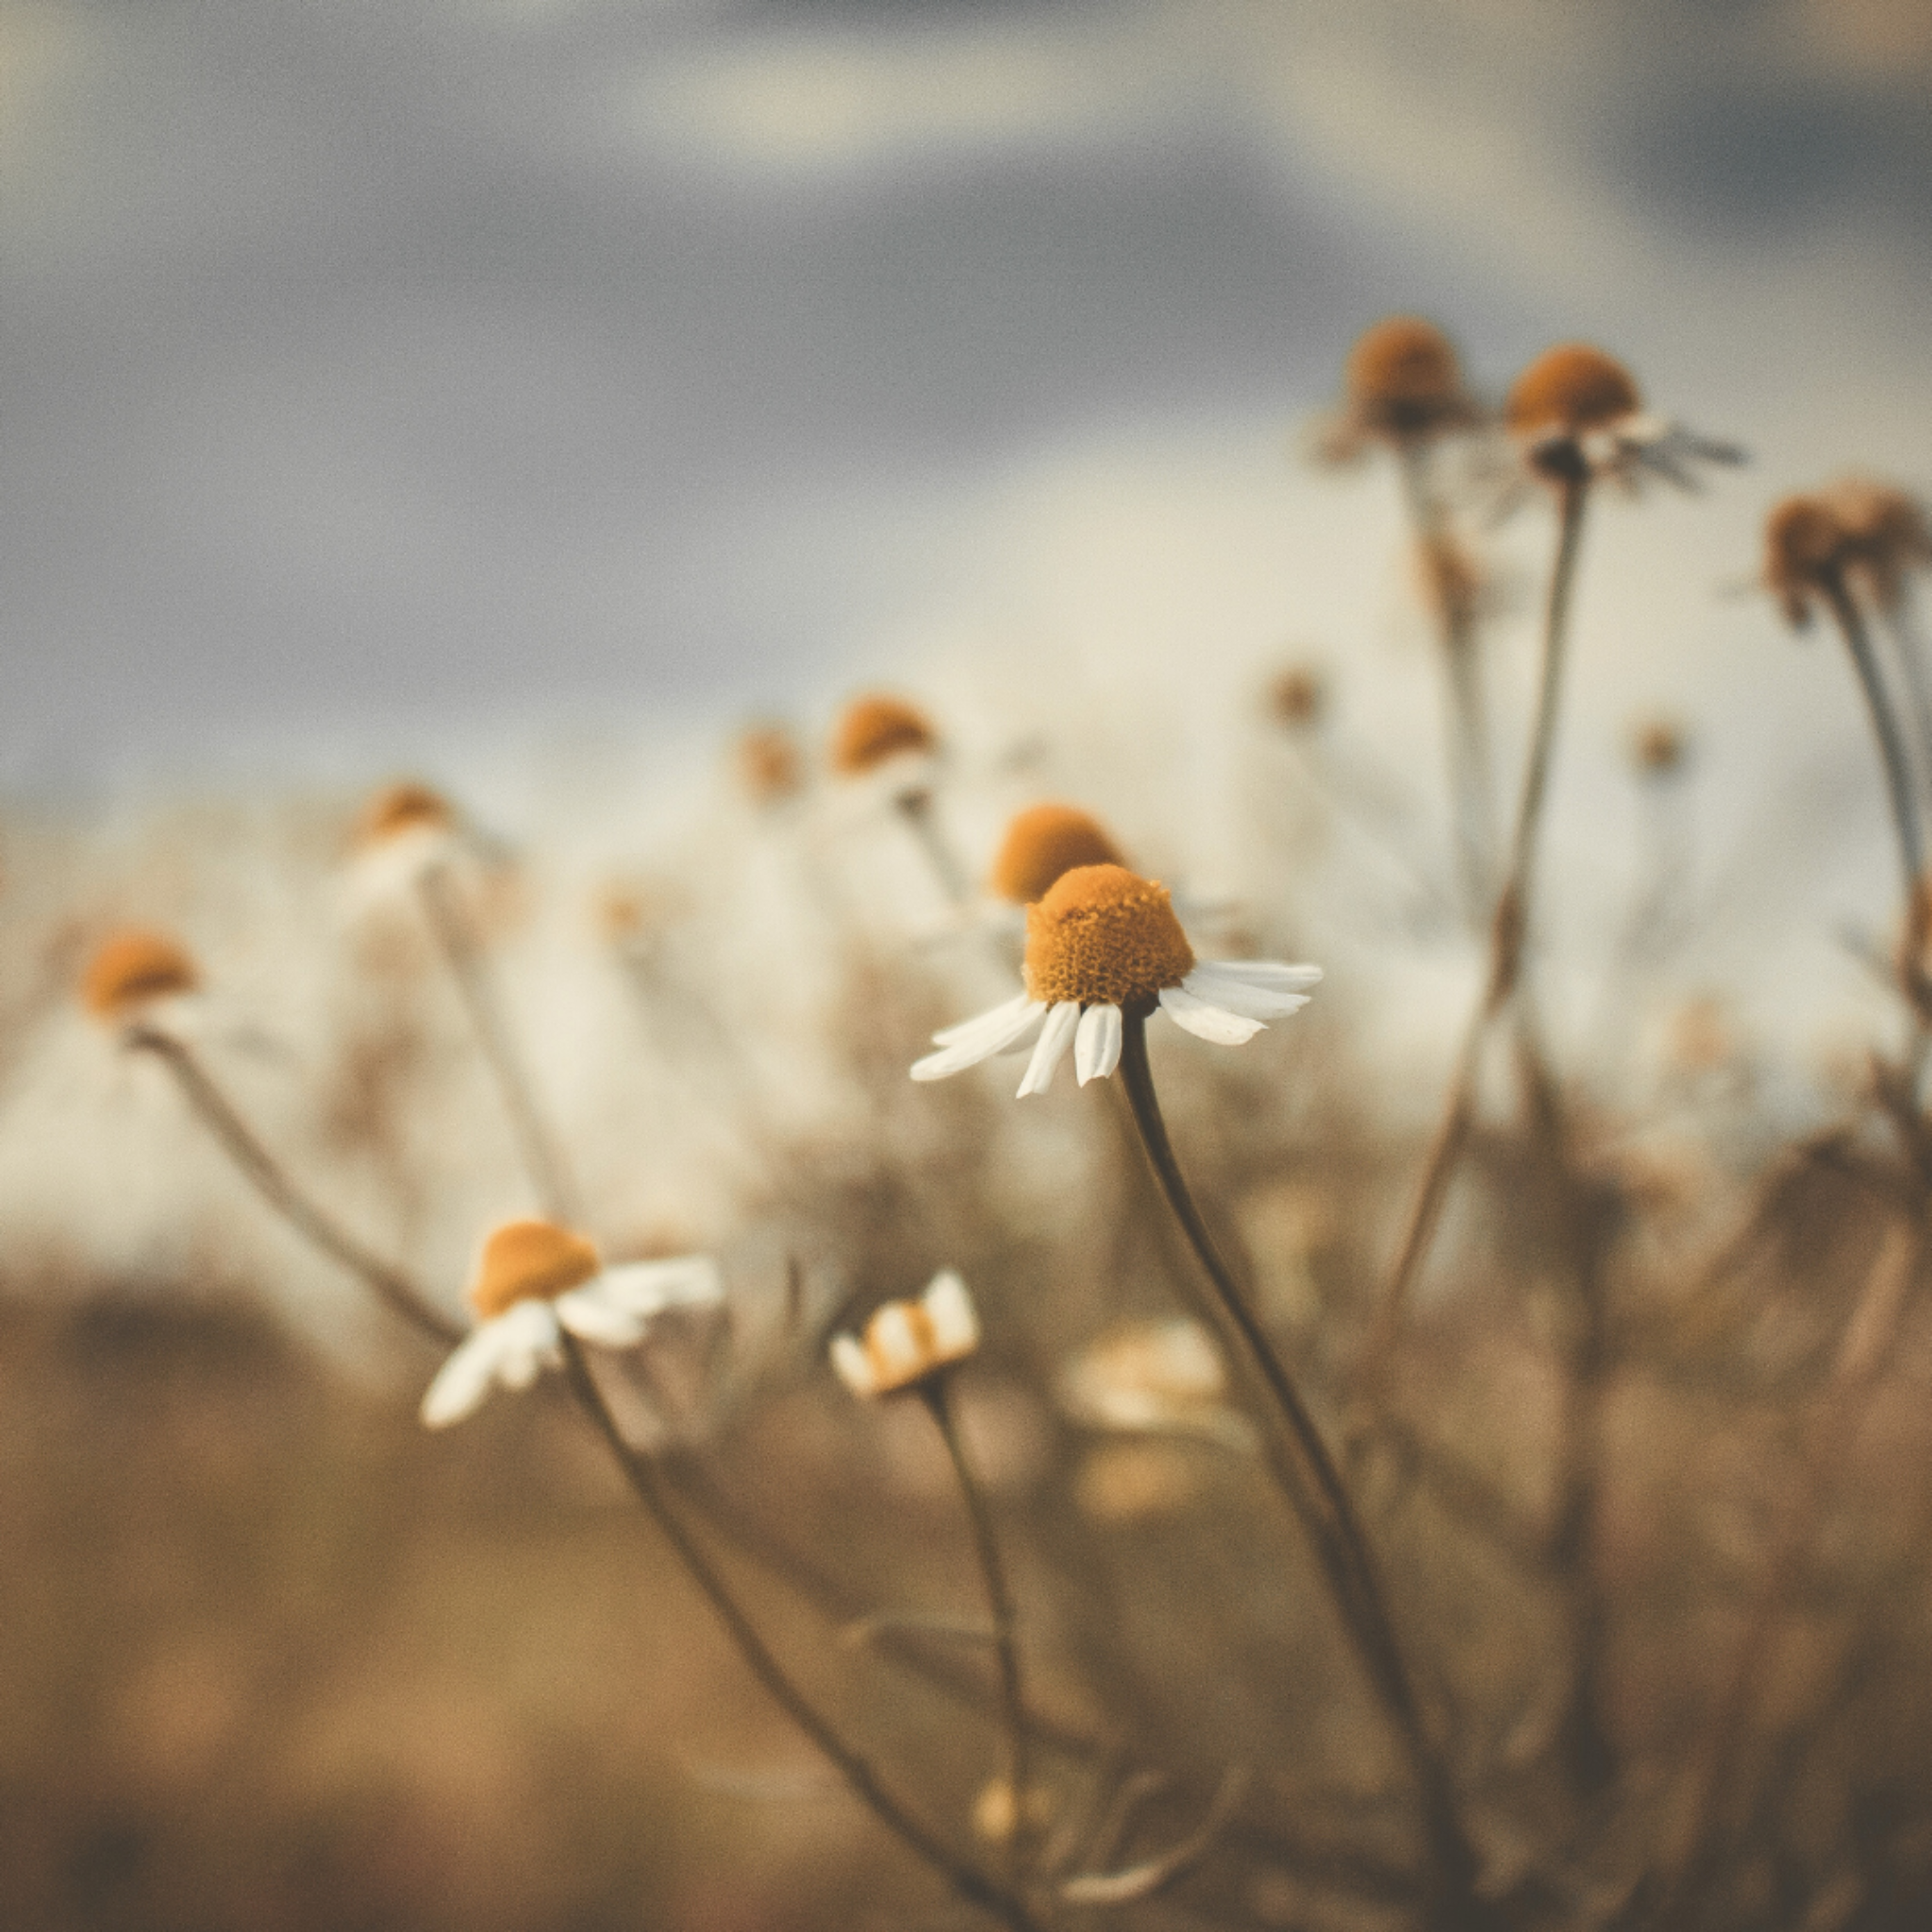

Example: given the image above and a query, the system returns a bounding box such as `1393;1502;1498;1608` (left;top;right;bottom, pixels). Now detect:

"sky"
4;0;1932;791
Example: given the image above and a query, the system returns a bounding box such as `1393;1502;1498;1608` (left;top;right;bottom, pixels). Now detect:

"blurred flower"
1505;342;1740;490
1764;493;1856;628
734;723;807;807
911;864;1319;1096
347;778;460;896
987;803;1124;907
80;929;200;1027
829;1268;980;1398
1630;717;1691;779
829;694;940;783
1316;315;1481;462
1057;1319;1251;1450
1832;478;1932;611
1266;664;1327;731
421;1218;723;1428
1770;480;1932;627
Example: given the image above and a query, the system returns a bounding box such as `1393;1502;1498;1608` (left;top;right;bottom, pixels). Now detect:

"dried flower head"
423;1220;723;1428
1764;494;1856;627
735;724;806;805
468;1218;602;1321
830;1269;980;1398
1829;478;1932;612
830;695;939;777
1506;342;1740;491
357;781;456;848
1339;315;1479;447
1631;718;1690;778
988;804;1125;907
914;865;1319;1095
81;929;199;1024
1268;665;1326;730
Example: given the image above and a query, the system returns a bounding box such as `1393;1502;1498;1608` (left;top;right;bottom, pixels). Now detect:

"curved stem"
416;861;581;1225
922;1375;1031;1889
1117;1013;1482;1926
1368;472;1591;1358
125;1025;462;1348
558;1336;1041;1932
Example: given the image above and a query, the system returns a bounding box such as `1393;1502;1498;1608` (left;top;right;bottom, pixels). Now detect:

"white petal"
419;1301;558;1427
1181;966;1311;1021
931;989;1031;1047
921;1269;980;1354
869;1303;925;1382
1074;1003;1124;1084
912;999;1046;1081
1158;985;1265;1045
1191;959;1323;991
830;1333;879;1397
1017;1001;1081;1097
557;1284;648;1348
595;1256;724;1318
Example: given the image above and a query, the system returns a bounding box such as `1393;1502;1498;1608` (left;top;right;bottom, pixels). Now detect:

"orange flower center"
988;804;1124;905
1345;315;1464;422
1024;864;1194;1010
81;930;199;1021
736;724;805;803
469;1219;601;1321
358;781;454;846
830;696;937;775
1505;343;1641;439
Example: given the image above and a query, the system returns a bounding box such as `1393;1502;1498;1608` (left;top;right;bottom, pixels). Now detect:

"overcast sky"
6;0;1932;790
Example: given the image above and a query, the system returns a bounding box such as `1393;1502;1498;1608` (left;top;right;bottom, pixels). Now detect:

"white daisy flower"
1505;341;1742;492
79;928;202;1036
421;1218;724;1428
910;863;1320;1097
342;780;462;904
830;1268;981;1398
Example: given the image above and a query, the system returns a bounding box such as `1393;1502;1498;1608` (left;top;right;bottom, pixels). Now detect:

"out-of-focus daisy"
1057;1319;1252;1452
829;1269;981;1398
1315;315;1482;464
422;1218;724;1428
735;722;807;808
1765;485;1931;628
911;863;1319;1097
829;693;940;791
1505;342;1741;491
347;779;460;896
986;803;1124;908
80;929;200;1031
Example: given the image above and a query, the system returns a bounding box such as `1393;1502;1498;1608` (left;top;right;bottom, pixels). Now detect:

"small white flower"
910;863;1319;1097
421;1218;723;1428
830;1268;981;1398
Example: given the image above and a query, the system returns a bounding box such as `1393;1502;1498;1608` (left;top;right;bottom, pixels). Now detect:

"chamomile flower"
829;694;940;789
421;1218;724;1428
344;778;461;902
1505;342;1741;491
987;803;1124;908
829;1268;981;1397
911;863;1319;1097
1316;315;1482;464
80;929;201;1033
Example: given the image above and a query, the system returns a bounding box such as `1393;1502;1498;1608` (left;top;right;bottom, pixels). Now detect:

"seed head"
357;781;455;848
1505;343;1641;441
1024;864;1194;1011
830;695;938;777
1268;665;1326;730
81;929;199;1022
1764;494;1854;627
735;724;805;805
1630;718;1690;778
1343;316;1474;441
988;804;1124;906
469;1219;601;1322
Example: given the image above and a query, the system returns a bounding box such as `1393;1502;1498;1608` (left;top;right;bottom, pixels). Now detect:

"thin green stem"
415;860;581;1224
1117;1013;1483;1927
125;1025;462;1348
558;1336;1041;1932
922;1374;1032;1890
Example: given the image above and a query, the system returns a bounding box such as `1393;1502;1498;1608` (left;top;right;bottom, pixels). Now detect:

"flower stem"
125;1024;461;1348
1117;1012;1483;1926
1368;472;1591;1358
558;1336;1042;1932
415;860;581;1225
894;787;972;908
921;1374;1031;1888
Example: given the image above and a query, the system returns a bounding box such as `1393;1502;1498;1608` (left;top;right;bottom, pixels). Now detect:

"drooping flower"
910;864;1320;1096
421;1218;723;1428
1769;479;1932;627
80;929;200;1027
829;1268;981;1397
1505;342;1740;490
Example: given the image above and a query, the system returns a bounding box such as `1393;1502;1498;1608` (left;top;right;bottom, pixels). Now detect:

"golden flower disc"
735;724;805;803
357;780;455;847
81;929;199;1021
1505;343;1641;439
988;803;1124;906
470;1219;601;1321
1024;864;1194;1010
829;695;938;776
1352;316;1453;415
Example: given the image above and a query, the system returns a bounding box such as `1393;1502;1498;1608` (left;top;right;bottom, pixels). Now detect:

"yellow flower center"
1344;316;1469;437
988;804;1124;905
829;695;938;775
1505;343;1641;439
469;1219;601;1321
1024;864;1194;1010
357;781;454;847
81;930;199;1021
